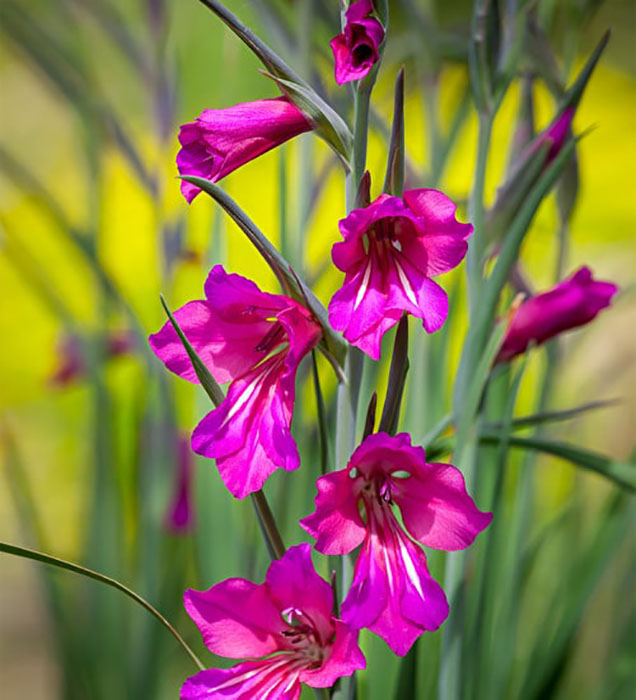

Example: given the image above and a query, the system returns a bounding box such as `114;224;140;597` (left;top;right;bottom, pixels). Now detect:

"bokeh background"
1;1;635;699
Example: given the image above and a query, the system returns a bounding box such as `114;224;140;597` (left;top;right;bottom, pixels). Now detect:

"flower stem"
251;490;286;560
465;113;494;316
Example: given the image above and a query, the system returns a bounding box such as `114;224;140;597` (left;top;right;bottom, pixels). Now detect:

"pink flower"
496;266;618;362
177;97;313;202
301;433;492;655
149;266;322;499
330;0;385;85
180;544;366;699
328;189;473;359
164;436;195;534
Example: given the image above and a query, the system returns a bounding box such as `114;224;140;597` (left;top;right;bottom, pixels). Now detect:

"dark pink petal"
300;471;366;555
184;579;285;659
330;0;384;85
341;509;449;655
192;357;300;498
540;106;575;160
164;436;195;534
496;266;619;362
366;523;448;655
299;620;366;687
265;544;334;646
392;462;492;550
340;527;388;629
349;432;421;478
176;98;312;201
346;0;375;21
180;658;301;700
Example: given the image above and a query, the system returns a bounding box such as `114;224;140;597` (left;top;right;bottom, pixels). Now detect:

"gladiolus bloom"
496;266;618;362
177;97;313;202
330;0;385;85
181;544;366;699
164;436;195;534
301;432;492;655
149;266;322;498
328;189;473;359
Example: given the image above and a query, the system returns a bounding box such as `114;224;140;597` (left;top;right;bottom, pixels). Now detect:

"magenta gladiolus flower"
330;0;385;85
164;436;195;534
301;432;492;655
180;544;366;699
328;189;473;359
496;266;618;362
149;266;322;498
177;97;313;202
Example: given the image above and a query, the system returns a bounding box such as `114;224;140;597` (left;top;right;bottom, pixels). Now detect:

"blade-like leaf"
160;295;224;407
179;176;346;368
478;431;636;492
383;68;405;195
378;315;410;435
0;541;205;671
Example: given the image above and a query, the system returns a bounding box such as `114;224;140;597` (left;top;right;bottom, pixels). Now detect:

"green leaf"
378;315;409;435
179;177;346;368
454;320;508;459
265;74;352;162
560;31;610;112
485;399;618;432
0;541;205;671
383;68;405;196
478;431;636;492
160;295;224;407
454;134;580;412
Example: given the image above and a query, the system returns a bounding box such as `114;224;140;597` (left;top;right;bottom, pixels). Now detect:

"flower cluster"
151;3;619;697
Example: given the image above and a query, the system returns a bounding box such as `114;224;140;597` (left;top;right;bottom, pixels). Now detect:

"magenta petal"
299;620;366;688
191;357;300;499
496;266;619;362
300;471;367;555
367;524;449;655
184;579;285;659
340;529;388;629
266;544;334;645
393;462;492;550
180;659;301;700
176;97;312;201
329;0;384;85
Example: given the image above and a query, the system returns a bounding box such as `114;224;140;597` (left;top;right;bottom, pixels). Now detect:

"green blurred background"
1;1;635;698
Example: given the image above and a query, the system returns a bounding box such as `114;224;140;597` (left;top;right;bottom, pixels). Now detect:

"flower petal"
393;462;492;550
184;579;285;658
299;620;366;688
265;544;335;646
300;471;366;555
180;658;301;700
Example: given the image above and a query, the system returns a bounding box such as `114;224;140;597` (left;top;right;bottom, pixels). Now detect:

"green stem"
0;541;205;671
465;114;494;315
251;490;286;560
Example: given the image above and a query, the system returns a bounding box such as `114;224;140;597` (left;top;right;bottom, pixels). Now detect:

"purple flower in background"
149;266;322;499
181;544;365;699
330;0;385;85
177;97;313;202
328;189;473;360
50;330;134;386
164;435;195;534
496;266;618;362
301;433;491;655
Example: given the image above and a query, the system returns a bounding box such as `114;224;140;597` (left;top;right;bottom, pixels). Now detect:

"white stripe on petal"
353;259;373;311
394;259;419;308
